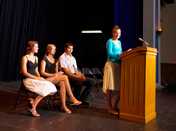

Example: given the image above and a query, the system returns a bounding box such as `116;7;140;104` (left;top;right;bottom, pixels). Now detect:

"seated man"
59;42;96;106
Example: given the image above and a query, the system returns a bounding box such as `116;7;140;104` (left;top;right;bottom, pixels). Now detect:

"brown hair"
64;41;74;49
26;40;38;54
45;44;56;55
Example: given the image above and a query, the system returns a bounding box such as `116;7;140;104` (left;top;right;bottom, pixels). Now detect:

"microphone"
138;38;150;46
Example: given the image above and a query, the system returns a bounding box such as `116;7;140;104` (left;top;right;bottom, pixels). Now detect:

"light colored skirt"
102;61;121;94
23;78;57;97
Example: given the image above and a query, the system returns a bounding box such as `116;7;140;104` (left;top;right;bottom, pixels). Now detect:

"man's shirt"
59;52;78;74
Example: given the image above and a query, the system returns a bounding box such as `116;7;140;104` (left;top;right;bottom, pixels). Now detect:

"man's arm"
59;54;86;81
62;67;86;81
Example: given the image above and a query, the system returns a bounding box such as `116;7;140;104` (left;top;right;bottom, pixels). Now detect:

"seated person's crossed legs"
70;77;96;106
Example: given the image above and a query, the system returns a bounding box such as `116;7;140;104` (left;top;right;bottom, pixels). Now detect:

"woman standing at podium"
103;25;122;115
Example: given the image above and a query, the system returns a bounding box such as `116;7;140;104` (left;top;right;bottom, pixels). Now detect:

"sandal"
70;101;82;106
61;107;72;114
70;98;82;106
28;109;40;117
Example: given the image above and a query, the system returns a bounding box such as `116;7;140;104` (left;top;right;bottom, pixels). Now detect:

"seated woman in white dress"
40;44;82;114
21;40;57;117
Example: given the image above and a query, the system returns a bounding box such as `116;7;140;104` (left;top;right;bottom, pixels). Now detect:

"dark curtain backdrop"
60;0;113;69
0;0;143;81
0;0;49;81
114;0;143;50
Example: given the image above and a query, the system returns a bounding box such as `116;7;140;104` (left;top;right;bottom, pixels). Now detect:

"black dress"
23;55;57;96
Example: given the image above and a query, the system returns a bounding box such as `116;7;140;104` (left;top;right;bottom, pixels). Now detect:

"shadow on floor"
0;82;176;131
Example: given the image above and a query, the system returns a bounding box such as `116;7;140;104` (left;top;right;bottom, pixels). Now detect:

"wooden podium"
119;46;157;124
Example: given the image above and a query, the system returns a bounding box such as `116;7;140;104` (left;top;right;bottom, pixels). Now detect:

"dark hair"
64;41;74;49
26;40;38;54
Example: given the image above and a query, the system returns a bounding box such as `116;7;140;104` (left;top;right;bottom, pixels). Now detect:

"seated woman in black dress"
40;44;82;114
21;41;57;117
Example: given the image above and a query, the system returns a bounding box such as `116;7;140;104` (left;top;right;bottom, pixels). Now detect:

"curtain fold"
0;0;143;81
0;0;48;81
114;0;143;50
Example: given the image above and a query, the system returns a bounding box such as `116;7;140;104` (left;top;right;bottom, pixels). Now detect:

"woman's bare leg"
105;90;112;110
61;75;82;105
29;95;44;117
113;91;120;111
105;90;118;115
51;75;81;105
59;81;72;114
46;75;81;109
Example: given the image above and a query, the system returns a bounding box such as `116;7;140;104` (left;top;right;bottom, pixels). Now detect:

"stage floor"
0;81;176;131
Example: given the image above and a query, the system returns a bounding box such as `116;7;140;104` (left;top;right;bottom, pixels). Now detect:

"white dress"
23;78;57;97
